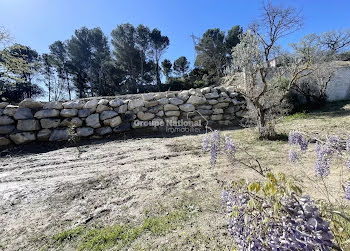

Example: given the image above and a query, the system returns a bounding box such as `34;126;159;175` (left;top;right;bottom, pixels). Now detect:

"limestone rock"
213;103;229;109
205;92;219;99
208;99;219;105
197;105;212;110
60;117;83;127
166;93;176;98
0;125;15;134
0;115;14;125
158;98;169;105
165;111;180;117
145;101;159;108
123;111;136;121
96;104;111;113
49;128;69;141
225;106;240;114
218;97;231;103
86;114;101;128
78;109;91;118
211;114;223;120
40;118;61;129
84;99;99;109
96;127;112;136
179;104;195;112
148;105;163;113
110;116;122;127
213;108;224;114
14;108;33;120
169;98;184;105
98;99;109;105
117;104;127;113
164;104;179;111
10;132;36;144
17;119;41;131
177;93;189;101
143;93;154;101
18;98;43;109
189;89;202;96
154;93;166;99
200;87;211;94
156;111;164;117
100;110;118;120
77;127;94;137
63;100;84;109
187;95;207;105
128;99;144;110
0;137;11;146
37;129;51;141
137;111;155;121
109;99;124;107
60;109;78;118
43;101;63;110
34;109;60;119
3;105;18;116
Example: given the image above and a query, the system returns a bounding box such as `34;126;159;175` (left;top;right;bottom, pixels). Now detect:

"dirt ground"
1;101;350;251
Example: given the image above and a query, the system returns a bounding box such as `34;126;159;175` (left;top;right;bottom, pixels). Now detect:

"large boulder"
60;109;78;118
3;105;18;116
157;98;169;105
43;101;63;110
144;101;159;108
137;111;155;121
0;125;15;134
98;99;109;105
164;104;179;111
34;109;60;119
110;116;122;127
100;110;118;120
96;104;111;113
142;93;154;101
10;132;36;144
169;98;184;105
0;115;14;125
60;117;83;127
200;87;211;94
17;119;41;131
78;109;91;118
84;99;99;109
187;95;207;105
49;128;69;141
14;108;33;120
63;100;84;109
37;129;51;141
109;99;124;108
96;127;112;136
77;127;94;137
117;104;128;114
18;98;43;109
86;114;101;128
0;137;11;146
128;99;144;110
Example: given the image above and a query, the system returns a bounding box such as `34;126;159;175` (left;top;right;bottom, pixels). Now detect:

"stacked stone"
0;86;246;147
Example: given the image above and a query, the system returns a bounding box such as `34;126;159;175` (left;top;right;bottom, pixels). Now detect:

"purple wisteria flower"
288;131;308;152
328;135;341;152
315;143;332;177
224;136;236;161
202;133;210;152
289;149;299;164
346;182;350;201
210;130;220;167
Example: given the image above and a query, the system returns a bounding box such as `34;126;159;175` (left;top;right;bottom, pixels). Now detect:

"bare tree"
319;29;350;54
226;1;303;138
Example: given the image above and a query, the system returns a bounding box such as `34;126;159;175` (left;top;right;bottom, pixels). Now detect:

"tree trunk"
65;72;71;100
156;62;161;86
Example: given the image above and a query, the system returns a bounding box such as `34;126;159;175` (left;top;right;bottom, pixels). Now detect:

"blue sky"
1;0;350;67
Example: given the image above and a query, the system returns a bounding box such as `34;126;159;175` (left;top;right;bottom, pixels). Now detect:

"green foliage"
51;209;189;251
161;59;172;79
53;226;85;244
173;56;190;78
284;112;309;122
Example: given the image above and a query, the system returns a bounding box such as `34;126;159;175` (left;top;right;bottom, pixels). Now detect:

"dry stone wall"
0;86;246;147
